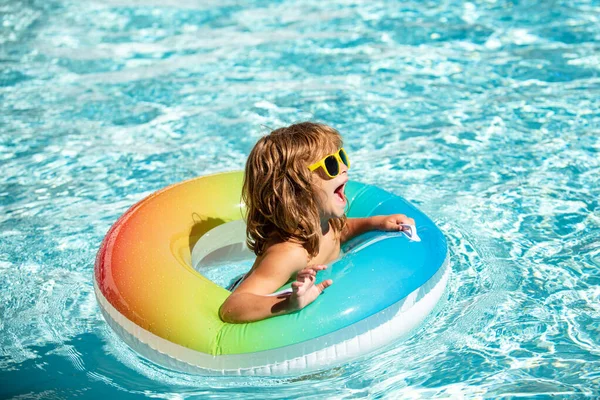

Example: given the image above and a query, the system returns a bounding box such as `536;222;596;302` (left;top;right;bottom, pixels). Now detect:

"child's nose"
339;162;349;174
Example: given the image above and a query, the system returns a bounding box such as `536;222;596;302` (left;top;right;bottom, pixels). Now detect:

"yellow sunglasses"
308;148;350;178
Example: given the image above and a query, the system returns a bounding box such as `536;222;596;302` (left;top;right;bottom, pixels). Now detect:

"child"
219;122;414;323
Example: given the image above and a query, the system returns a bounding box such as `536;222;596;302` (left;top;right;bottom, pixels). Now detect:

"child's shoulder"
264;240;308;260
258;240;308;272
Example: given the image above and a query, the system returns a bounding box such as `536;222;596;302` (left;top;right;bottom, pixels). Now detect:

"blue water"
1;0;599;397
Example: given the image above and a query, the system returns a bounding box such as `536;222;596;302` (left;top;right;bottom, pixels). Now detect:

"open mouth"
333;182;346;203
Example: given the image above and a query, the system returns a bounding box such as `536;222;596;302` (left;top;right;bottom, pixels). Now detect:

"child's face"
311;151;349;220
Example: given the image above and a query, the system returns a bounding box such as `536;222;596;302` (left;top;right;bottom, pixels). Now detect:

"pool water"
1;0;599;397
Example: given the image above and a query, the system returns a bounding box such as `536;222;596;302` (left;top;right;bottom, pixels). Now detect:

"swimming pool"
1;0;599;397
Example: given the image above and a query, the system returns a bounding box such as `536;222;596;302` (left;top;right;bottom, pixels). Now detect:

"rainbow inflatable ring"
94;171;449;376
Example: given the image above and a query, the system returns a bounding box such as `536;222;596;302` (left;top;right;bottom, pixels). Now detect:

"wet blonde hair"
243;122;347;257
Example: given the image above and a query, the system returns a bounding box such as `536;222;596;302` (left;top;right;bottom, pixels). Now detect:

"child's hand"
376;214;415;232
289;265;332;311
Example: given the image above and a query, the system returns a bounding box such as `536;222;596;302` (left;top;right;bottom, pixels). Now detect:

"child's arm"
341;214;415;244
219;244;332;324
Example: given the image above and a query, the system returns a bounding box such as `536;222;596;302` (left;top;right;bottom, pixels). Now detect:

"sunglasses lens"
324;155;339;177
339;149;349;167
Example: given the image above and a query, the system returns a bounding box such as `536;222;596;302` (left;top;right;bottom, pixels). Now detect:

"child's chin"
332;207;346;218
325;211;343;220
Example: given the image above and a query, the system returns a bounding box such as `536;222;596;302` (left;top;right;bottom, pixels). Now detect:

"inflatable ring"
94;171;449;375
